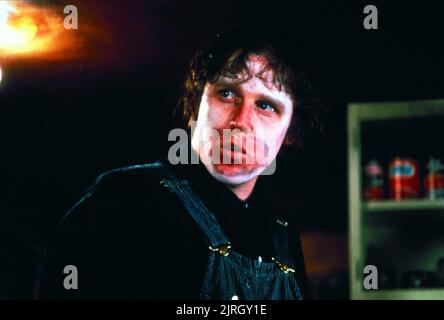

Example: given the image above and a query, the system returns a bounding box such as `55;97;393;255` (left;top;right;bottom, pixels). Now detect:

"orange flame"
0;1;69;58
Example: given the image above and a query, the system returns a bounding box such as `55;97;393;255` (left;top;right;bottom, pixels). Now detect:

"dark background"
0;0;443;299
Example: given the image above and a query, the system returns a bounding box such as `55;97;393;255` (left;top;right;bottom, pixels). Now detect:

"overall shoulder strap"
149;160;230;251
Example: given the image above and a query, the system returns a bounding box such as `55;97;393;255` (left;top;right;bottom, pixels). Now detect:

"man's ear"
188;114;197;128
187;108;199;128
283;130;297;145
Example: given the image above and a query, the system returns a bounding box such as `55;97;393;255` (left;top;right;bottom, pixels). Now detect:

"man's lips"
225;143;246;154
221;136;249;154
205;131;269;165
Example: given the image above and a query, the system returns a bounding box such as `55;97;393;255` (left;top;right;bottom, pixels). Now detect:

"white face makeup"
191;54;294;186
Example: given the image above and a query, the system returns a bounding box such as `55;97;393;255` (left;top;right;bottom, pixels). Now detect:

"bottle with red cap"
364;158;385;200
424;157;444;200
388;145;421;200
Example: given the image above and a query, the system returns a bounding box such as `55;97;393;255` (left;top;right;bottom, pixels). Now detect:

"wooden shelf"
348;100;444;300
364;199;444;212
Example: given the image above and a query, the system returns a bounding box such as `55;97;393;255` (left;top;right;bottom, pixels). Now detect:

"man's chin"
210;163;261;185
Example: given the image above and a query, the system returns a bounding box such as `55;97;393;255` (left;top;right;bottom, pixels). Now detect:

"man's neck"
226;176;258;201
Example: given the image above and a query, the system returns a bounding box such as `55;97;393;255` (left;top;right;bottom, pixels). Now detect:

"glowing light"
0;3;37;51
0;2;15;25
0;1;67;58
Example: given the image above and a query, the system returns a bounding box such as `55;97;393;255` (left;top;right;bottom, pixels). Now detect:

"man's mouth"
223;136;249;154
205;130;270;166
229;143;245;154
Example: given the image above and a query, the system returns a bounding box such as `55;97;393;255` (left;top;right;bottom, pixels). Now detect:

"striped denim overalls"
151;161;303;300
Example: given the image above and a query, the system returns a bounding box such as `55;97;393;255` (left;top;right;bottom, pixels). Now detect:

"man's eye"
256;101;276;112
218;89;236;100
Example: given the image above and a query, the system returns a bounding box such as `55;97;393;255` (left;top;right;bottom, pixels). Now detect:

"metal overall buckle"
209;243;232;256
272;257;295;274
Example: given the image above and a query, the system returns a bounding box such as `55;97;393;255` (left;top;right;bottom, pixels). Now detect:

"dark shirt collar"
173;161;268;217
169;160;274;259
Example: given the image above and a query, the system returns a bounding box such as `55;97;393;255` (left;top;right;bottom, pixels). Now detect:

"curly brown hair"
179;25;325;150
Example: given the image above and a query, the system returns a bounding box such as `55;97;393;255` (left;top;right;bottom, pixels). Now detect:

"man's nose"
231;101;253;132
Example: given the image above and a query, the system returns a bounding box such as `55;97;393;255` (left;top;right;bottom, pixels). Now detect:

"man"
39;26;323;299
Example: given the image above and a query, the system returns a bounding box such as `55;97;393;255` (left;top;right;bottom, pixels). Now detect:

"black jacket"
39;160;308;299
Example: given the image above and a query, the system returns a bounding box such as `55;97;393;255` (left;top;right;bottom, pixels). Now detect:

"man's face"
191;54;294;186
